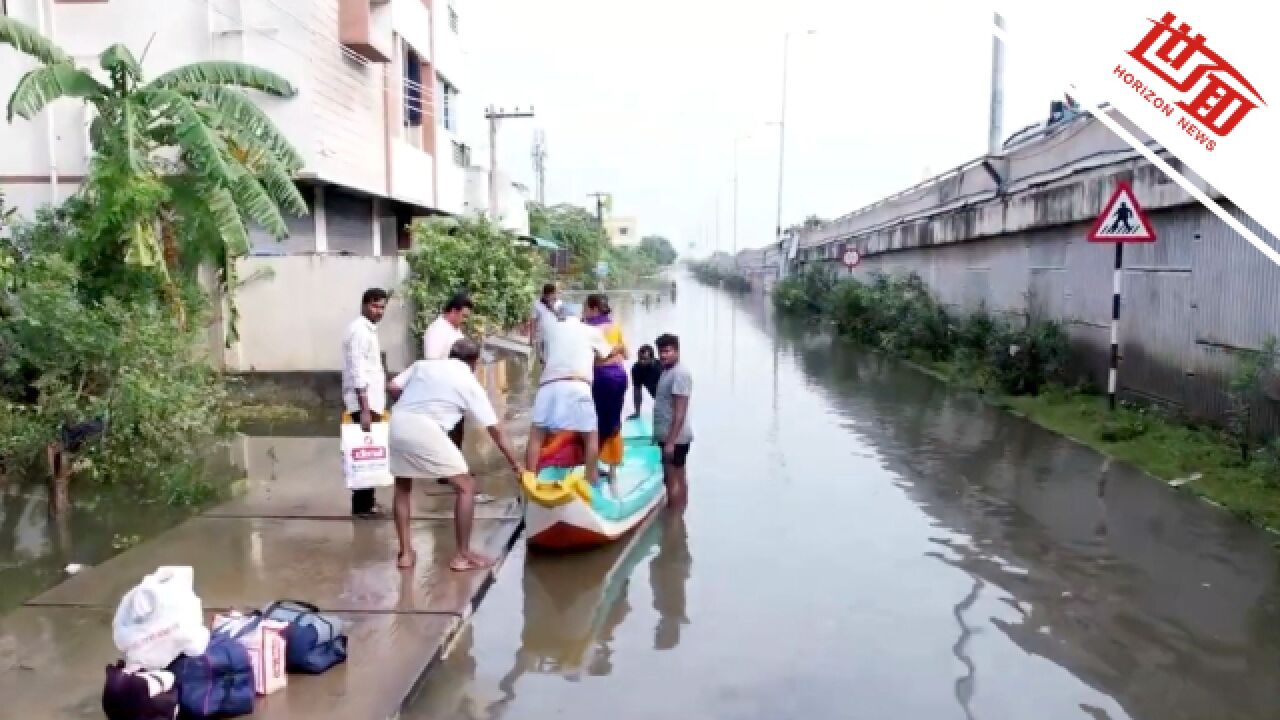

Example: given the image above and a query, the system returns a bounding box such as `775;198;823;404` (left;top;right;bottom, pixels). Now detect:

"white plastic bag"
112;566;211;670
341;421;393;489
213;612;288;696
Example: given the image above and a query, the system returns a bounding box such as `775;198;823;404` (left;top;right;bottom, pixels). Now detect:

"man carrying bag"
342;288;393;515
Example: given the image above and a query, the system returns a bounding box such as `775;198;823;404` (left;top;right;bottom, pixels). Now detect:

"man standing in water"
342;288;389;517
653;333;693;509
628;344;662;419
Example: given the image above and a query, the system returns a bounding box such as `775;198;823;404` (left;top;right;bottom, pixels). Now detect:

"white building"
0;0;524;373
603;216;638;247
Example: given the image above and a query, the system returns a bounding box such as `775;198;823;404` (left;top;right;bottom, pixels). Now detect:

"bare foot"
450;552;494;571
397;550;417;568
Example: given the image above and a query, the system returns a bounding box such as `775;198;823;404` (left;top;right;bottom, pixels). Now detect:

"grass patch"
1003;391;1280;529
224;402;312;425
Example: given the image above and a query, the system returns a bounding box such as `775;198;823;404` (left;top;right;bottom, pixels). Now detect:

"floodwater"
406;276;1280;720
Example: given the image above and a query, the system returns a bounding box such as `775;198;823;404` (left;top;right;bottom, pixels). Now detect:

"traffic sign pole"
1087;180;1156;412
1109;242;1122;411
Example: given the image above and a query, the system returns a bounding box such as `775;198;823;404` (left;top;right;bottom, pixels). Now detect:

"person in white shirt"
422;293;472;360
531;283;559;360
342;288;389;517
387;338;525;571
525;303;615;488
422;292;474;451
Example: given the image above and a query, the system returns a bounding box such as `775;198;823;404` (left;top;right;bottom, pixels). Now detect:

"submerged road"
406;276;1280;720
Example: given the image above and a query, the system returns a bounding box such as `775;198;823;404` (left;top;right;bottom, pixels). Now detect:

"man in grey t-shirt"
653;333;693;509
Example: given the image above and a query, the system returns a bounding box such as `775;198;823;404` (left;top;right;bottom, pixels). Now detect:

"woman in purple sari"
583;293;628;488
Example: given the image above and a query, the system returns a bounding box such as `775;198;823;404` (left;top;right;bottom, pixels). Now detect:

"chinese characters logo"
1114;12;1265;152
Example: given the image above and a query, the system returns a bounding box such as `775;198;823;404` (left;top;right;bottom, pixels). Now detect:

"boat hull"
523;417;665;552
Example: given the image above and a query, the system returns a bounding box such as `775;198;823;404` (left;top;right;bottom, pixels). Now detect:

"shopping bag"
340;421;393;489
213;611;289;696
112;565;210;670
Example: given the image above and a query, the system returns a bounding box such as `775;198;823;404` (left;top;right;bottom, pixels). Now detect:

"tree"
638;234;678;266
529;202;608;281
0;17;306;339
405;215;545;339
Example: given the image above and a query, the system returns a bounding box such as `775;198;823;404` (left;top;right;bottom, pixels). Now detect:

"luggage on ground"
101;661;180;720
260;599;348;674
212;611;289;696
168;633;255;718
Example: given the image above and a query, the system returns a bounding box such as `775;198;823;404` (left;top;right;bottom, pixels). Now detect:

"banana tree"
0;17;307;341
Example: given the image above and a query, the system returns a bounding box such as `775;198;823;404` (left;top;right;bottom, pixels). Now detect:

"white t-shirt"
531;299;557;341
539;316;614;384
422;315;465;360
389;359;498;431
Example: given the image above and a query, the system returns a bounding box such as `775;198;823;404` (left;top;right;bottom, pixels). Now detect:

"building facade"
603;216;638;247
0;0;524;373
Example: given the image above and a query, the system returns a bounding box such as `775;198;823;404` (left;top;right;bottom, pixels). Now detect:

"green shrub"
986;318;1068;395
0;250;228;502
405;215;544;338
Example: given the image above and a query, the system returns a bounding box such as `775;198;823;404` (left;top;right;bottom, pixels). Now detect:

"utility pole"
988;12;1006;155
485;105;535;221
531;130;548;205
587;192;610;225
775;30;815;251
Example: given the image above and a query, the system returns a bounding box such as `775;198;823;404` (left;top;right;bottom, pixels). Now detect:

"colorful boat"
521;416;666;551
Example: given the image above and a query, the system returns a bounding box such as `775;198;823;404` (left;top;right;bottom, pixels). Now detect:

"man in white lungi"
387;338;525;571
525;304;615;487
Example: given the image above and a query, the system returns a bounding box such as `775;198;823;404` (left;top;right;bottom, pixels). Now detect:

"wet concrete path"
406;277;1280;720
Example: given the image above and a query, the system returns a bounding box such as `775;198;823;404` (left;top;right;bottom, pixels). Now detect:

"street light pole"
775;30;814;250
732;133;752;259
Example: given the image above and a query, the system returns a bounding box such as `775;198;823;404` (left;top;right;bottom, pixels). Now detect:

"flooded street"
407;277;1280;720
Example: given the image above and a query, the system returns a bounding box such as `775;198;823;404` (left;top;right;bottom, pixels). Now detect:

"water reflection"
412;511;692;720
650;512;691;651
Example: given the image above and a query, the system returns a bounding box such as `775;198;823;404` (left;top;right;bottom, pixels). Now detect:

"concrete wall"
213;255;414;374
792;108;1280;428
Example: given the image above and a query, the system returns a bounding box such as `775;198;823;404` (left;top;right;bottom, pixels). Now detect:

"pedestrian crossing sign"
1087;181;1156;243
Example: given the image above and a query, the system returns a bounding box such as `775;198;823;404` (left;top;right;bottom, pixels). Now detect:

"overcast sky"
467;0;1052;257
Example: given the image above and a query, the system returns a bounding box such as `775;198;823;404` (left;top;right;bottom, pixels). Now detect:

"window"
618;227;630;236
438;74;458;132
448;4;459;32
401;41;425;148
403;44;422;128
452;141;470;168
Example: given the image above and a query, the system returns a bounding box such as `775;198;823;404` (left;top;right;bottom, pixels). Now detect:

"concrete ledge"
27;516;519;615
0;605;456;720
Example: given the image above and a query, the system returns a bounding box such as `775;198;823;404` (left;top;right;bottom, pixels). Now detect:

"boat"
520;416;666;551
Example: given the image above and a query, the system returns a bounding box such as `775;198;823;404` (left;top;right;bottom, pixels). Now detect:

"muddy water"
405;277;1280;720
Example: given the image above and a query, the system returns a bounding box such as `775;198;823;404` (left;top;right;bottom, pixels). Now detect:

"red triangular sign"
1087;181;1156;243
